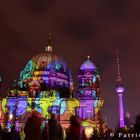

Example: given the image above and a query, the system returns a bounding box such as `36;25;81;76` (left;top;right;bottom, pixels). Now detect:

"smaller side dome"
79;56;97;74
80;60;96;70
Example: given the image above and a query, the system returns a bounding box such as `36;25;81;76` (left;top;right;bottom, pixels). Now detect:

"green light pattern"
2;98;8;113
9;89;18;96
68;98;80;114
20;130;25;140
18;60;36;88
39;90;56;118
94;100;103;114
55;63;62;70
82;121;95;127
26;98;32;112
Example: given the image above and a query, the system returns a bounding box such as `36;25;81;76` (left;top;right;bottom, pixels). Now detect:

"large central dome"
18;35;73;98
32;52;60;70
31;51;70;75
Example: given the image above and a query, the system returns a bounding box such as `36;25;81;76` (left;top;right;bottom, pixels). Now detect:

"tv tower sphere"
115;83;125;94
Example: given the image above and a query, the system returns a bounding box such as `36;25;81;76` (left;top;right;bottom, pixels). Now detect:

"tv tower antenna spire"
115;49;125;128
116;49;122;82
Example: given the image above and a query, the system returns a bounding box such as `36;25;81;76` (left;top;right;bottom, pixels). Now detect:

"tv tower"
115;49;125;128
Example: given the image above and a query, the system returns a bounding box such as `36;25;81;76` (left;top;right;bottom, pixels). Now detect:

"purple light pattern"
80;60;96;70
118;94;124;128
115;86;125;93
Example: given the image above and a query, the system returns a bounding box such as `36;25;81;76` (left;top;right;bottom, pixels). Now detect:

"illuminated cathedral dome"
79;56;97;75
80;61;95;69
80;62;96;71
18;35;73;98
32;50;71;75
32;51;60;70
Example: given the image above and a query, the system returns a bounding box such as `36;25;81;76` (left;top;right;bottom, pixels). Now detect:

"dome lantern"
45;33;53;52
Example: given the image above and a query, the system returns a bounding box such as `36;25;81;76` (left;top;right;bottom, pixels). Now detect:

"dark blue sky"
0;0;140;128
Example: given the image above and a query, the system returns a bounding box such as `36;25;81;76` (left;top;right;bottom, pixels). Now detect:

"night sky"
0;0;140;129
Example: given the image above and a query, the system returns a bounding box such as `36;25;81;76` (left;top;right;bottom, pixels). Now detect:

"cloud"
101;0;128;19
62;17;94;40
21;0;54;13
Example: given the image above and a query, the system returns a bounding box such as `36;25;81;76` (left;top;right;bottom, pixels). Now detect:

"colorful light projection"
46;60;68;72
80;59;96;70
53;98;66;115
2;91;103;123
77;58;101;99
26;98;32;112
2;98;8;113
68;98;80;114
36;91;57;118
44;60;73;88
2;46;104;130
18;56;73;99
18;60;36;89
16;99;28;117
94;100;103;114
75;57;103;120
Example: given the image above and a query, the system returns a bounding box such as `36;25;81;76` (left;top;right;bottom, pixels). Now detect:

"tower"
115;49;125;128
76;56;103;123
77;56;101;99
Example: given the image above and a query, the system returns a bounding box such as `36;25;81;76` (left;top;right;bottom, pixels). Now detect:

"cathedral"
0;35;103;131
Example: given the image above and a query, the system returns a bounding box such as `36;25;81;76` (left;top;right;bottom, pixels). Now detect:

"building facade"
1;37;103;131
